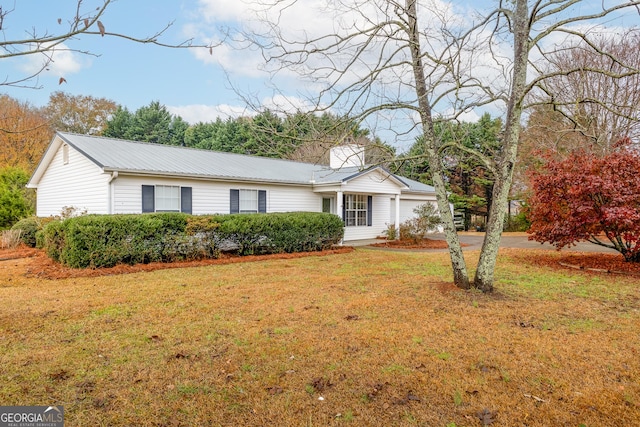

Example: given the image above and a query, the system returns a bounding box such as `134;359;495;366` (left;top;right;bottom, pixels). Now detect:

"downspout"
108;171;118;214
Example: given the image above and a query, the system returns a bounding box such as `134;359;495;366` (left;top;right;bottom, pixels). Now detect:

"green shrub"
412;203;442;234
504;211;531;232
40;212;343;268
215;212;343;255
61;213;194;268
383;224;398;240
42;220;66;262
0;167;34;230
11;216;56;247
389;203;443;242
11;217;40;247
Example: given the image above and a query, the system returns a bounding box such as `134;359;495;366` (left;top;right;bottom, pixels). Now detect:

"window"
230;189;267;214
156;185;180;211
62;144;69;164
344;194;372;227
239;189;258;213
322;198;332;213
141;185;192;213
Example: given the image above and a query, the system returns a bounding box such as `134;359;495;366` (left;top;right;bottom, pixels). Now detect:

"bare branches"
0;0;217;88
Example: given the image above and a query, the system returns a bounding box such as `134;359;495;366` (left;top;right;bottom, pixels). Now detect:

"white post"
337;191;344;244
395;194;401;240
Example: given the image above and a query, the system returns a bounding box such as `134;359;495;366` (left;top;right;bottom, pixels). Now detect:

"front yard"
0;247;638;426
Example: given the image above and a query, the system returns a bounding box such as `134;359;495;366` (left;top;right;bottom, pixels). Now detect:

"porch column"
395;194;401;240
337;191;344;245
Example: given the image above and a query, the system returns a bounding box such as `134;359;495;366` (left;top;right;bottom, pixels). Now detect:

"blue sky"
2;0;252;120
2;0;639;151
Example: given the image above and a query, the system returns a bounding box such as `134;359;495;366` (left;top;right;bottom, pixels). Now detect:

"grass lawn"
1;247;639;426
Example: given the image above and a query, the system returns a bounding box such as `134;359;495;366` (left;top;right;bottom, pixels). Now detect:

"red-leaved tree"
527;144;640;262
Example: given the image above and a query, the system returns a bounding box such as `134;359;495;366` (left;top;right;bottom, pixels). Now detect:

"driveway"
455;232;618;253
357;232;619;254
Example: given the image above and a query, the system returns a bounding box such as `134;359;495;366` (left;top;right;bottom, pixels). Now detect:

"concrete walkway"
351;232;619;254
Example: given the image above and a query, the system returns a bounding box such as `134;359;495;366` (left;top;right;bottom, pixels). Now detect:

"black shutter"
181;187;192;214
342;195;346;225
367;195;373;226
142;185;155;213
258;190;267;213
230;189;239;214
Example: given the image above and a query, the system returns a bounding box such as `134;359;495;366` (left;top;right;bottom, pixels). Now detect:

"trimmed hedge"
41;212;344;268
215;212;344;255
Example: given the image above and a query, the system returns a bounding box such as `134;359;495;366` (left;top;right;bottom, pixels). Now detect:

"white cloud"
190;42;267;79
184;0;639;129
195;0;253;22
20;43;87;78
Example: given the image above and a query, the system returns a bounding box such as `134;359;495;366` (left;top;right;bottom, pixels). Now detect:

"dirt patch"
369;237;451;250
0;246;354;280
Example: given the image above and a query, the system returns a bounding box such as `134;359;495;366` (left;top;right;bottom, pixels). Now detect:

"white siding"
393;200;438;224
340;170;403;241
36;143;109;216
113;175;322;215
343;170;402;195
343;195;389;241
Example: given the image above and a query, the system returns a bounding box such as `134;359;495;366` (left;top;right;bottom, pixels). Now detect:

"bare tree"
0;0;216;88
235;0;640;291
526;32;640;155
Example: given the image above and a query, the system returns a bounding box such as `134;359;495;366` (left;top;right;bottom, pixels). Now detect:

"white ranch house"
27;132;438;243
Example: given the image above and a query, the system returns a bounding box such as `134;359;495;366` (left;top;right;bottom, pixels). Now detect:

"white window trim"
345;194;368;227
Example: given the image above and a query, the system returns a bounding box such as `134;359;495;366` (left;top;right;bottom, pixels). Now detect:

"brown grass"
0;246;639;426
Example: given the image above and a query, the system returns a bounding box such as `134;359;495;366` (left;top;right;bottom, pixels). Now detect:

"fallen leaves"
392;391;421;405
477;408;496;425
365;382;389;401
11;246;354;279
308;377;333;393
370;237;450;249
265;386;283;395
506;249;640;276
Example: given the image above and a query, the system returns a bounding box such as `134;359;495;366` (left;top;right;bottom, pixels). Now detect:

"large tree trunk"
474;0;530;292
406;0;470;289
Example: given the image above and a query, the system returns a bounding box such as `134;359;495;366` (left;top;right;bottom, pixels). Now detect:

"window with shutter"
231;189;266;213
141;185;192;213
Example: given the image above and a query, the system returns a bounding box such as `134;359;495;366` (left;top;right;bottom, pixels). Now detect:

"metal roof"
47;132;435;193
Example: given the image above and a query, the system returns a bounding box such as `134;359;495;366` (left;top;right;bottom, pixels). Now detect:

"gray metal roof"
55;132;435;193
